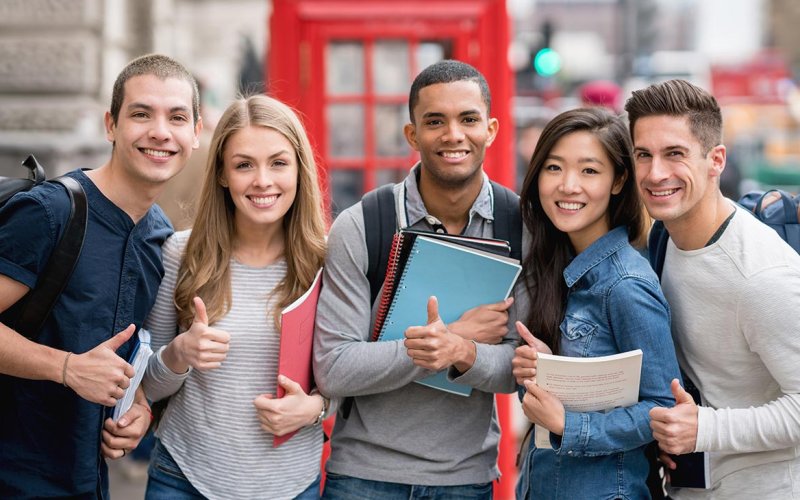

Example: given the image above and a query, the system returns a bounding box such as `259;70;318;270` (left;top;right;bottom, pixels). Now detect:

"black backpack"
336;181;523;419
0;155;87;339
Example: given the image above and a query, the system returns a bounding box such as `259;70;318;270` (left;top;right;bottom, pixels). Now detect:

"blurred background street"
3;0;800;498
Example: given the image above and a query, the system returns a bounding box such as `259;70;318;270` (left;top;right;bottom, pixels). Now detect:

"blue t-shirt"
0;169;172;498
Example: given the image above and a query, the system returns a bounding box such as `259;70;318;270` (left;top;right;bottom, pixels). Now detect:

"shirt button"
567;451;573;455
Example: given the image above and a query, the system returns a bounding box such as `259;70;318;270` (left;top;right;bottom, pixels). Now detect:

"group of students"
0;52;798;500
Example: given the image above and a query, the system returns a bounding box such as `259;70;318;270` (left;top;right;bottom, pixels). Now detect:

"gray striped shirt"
143;230;323;500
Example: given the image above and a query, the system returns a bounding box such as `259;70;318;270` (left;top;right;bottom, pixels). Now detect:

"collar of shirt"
563;225;629;288
400;162;494;231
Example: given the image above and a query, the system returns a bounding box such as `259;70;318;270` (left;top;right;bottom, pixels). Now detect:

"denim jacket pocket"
560;315;598;356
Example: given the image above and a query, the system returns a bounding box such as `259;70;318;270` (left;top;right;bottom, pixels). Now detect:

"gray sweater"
313;170;525;486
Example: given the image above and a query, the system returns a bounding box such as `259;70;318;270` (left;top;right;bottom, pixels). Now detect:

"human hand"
649;379;699;455
404;296;475;373
101;400;151;459
168;297;230;372
522;379;565;435
512;321;552;385
448;297;513;344
253;375;322;436
65;324;135;406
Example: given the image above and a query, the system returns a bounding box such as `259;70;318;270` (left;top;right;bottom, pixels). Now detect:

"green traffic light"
534;48;561;76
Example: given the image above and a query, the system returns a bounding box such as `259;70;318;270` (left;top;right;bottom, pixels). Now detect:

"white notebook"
112;328;153;421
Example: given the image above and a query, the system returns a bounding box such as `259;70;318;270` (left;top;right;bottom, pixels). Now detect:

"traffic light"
533;20;560;77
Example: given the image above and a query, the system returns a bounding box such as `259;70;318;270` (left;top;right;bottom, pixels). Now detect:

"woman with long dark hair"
513;107;680;499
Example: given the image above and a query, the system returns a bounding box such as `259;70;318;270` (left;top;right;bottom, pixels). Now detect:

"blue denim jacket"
517;226;681;500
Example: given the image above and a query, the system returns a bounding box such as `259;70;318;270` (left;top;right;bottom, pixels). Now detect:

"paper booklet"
274;267;324;447
112;328;153;422
374;233;521;396
532;349;642;449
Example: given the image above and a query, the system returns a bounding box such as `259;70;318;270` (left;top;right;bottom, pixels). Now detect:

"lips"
648;188;680;197
140;148;175;158
439;150;468;160
557;201;585;210
248;194;279;206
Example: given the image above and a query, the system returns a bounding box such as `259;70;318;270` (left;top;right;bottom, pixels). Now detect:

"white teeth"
441;151;467;159
141;148;172;158
250;195;278;205
651;188;678;197
557;202;584;210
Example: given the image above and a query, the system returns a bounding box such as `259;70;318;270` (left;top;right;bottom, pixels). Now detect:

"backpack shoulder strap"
490;181;522;261
362;183;397;306
14;176;88;339
648;220;669;279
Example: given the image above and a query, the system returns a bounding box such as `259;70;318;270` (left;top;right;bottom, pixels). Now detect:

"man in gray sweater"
313;60;523;499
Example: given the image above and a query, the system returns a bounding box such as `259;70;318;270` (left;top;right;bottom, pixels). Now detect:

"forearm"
314;339;431;398
696;394;800;453
450;341;516;393
556;402;656;456
0;323;66;383
142;346;189;402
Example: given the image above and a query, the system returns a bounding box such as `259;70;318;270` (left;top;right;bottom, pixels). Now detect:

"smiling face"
220;125;299;236
104;74;200;187
404;80;498;189
632;114;725;227
538;131;624;253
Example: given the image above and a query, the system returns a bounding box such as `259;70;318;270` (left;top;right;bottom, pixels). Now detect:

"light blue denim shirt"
517;226;681;500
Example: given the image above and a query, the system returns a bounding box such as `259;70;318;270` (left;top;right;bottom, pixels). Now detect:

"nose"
253;166;273;188
645;155;671;184
442;122;465;143
149;116;171;142
559;170;581;194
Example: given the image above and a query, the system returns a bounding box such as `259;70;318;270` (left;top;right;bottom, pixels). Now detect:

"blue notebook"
377;235;521;395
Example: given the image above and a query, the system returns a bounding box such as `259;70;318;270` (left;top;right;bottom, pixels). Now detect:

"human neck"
85;163;161;223
417;170;483;234
232;219;285;267
665;193;734;251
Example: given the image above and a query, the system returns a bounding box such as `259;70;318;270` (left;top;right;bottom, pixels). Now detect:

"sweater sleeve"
695;265;800;453
142;232;190;402
312;207;432;399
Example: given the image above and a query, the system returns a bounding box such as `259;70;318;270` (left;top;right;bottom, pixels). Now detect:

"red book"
273;267;323;447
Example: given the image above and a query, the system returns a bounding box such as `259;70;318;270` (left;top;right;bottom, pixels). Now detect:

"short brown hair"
110;54;200;125
624;79;722;155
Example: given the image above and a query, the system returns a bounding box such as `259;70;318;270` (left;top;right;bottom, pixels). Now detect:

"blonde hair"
174;94;327;328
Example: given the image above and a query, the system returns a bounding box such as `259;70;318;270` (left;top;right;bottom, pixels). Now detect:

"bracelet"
313;396;329;426
61;352;73;387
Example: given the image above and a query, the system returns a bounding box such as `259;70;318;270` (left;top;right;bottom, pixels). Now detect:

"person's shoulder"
164;229;192;256
727;205;800;274
328;202;366;240
608;244;663;291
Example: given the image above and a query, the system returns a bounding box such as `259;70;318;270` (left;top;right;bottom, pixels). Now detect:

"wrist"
163;340;189;374
453;339;477;373
312;394;329;426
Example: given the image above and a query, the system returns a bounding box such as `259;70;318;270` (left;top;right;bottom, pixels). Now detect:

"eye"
463;116;479;124
667;150;684;158
583;167;599;175
544;164;561;172
425;119;443;126
131;111;148;119
635;151;652;160
272;159;289;168
235;161;252;170
171;115;189;123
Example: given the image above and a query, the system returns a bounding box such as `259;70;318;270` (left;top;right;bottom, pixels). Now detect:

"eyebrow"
420;109;482;119
229;150;293;161
127;102;191;115
547;153;604;164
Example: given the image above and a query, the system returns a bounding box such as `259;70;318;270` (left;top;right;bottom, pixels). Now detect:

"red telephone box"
269;1;517;497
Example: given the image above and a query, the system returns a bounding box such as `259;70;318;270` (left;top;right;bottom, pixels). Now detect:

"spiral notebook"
374;234;521;395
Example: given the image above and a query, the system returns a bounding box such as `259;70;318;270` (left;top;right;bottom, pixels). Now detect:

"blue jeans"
146;439;321;499
321;473;493;500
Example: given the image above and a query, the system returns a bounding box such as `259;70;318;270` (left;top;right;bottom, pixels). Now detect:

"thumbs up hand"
253;375;324;436
649;378;700;455
404;296;476;373
65;324;136;406
512;321;552;385
164;297;231;373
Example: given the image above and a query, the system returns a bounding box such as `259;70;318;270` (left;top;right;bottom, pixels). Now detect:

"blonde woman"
142;95;329;500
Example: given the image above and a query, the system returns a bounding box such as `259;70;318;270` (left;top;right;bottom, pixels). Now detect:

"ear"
404;122;419;152
708;144;726;179
485;117;499;148
104;111;115;143
192;117;203;150
611;169;628;195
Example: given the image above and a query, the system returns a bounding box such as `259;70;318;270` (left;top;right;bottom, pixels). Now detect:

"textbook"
274;267;323;447
112;328;153;422
532;349;642;449
374;234;521;396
